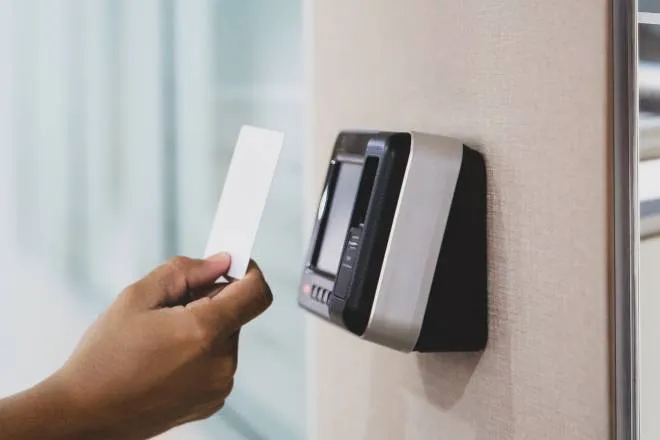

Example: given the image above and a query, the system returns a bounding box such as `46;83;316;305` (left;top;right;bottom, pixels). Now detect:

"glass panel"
640;0;660;14
638;4;660;439
0;0;307;438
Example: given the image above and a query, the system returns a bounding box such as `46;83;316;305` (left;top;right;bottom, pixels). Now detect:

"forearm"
0;376;99;440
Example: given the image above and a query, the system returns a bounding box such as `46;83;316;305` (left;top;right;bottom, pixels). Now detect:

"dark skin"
0;252;273;439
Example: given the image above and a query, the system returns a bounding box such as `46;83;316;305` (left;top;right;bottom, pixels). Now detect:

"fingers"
187;261;272;338
189;283;229;302
127;253;232;310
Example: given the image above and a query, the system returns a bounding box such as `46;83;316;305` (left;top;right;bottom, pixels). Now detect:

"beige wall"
305;1;611;439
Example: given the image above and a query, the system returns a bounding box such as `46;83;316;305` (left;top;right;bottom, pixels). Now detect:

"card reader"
298;130;488;353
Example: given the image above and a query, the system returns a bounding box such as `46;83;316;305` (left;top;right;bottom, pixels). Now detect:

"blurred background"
0;0;307;439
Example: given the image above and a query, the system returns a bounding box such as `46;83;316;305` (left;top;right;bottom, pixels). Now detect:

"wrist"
38;373;98;439
0;373;107;440
0;378;91;440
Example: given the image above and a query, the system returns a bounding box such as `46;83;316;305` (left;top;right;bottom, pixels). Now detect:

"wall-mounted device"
297;130;488;353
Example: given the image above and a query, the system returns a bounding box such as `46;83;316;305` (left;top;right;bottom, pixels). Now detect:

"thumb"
187;261;272;338
126;253;232;310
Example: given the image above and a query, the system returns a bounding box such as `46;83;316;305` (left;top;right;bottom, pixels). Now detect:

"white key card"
204;125;284;279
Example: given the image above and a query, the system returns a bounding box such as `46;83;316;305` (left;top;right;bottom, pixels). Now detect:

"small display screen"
315;162;363;276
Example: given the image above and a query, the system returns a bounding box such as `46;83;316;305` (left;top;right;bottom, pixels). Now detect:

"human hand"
48;253;272;440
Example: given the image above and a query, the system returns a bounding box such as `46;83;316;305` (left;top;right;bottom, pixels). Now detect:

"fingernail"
206;252;231;262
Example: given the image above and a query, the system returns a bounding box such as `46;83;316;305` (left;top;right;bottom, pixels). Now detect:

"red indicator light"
303;284;311;294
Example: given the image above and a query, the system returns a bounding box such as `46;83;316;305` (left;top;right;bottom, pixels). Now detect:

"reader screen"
315;162;362;276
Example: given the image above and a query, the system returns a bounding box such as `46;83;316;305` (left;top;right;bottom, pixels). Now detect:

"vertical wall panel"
32;0;74;272
0;0;15;247
80;0;115;289
117;0;166;277
172;0;215;258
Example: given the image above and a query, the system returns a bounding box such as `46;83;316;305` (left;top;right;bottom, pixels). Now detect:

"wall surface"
305;1;611;439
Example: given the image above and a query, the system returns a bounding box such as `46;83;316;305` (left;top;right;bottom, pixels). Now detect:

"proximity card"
204;125;284;279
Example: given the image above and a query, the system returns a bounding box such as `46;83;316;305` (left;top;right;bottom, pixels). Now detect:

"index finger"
187;261;273;336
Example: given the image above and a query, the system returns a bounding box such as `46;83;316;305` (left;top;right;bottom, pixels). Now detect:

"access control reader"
298;130;488;353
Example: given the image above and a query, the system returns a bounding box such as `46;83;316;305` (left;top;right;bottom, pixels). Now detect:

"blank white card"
204;125;284;279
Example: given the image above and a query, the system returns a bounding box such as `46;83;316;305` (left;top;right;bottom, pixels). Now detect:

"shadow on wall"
416;352;483;409
360;344;514;439
361;148;515;439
